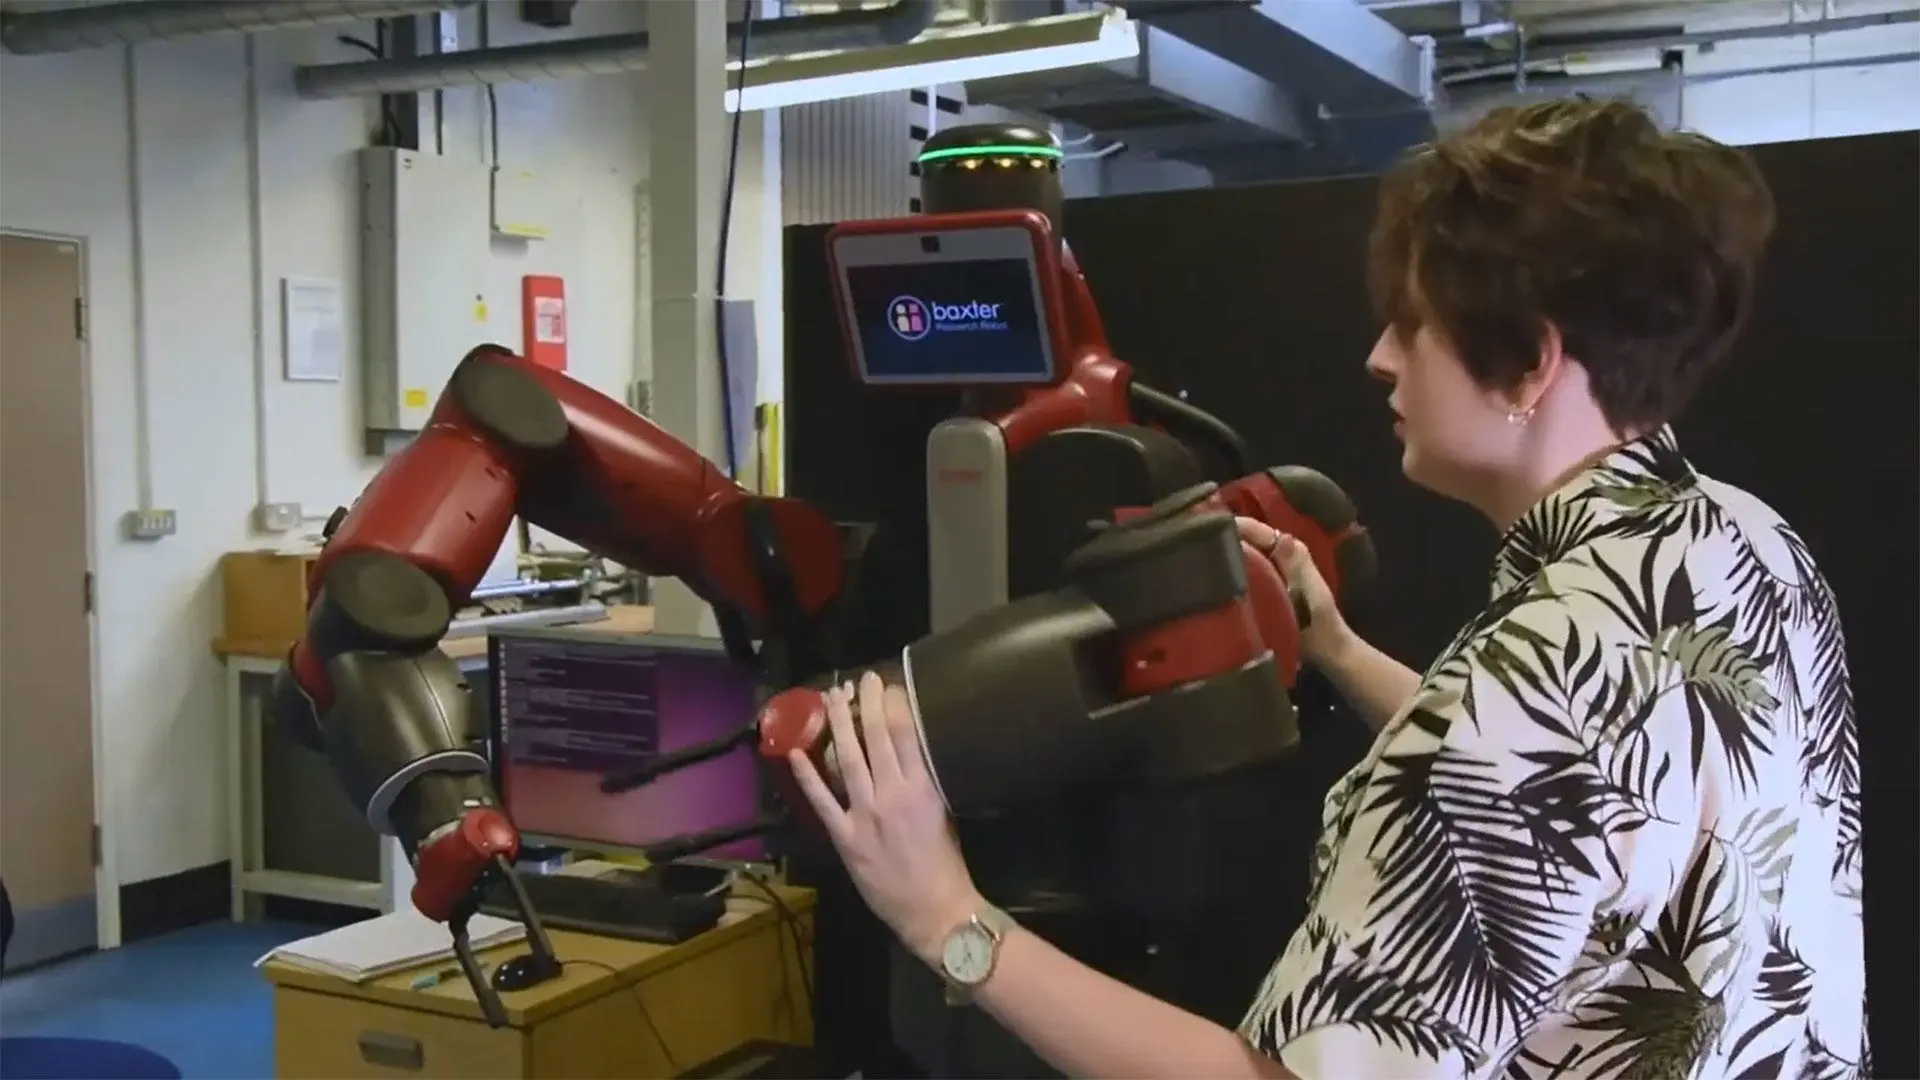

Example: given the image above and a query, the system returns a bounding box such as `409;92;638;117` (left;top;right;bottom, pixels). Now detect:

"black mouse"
490;951;562;992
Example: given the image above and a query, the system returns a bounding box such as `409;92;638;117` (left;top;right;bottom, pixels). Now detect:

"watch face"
941;923;995;985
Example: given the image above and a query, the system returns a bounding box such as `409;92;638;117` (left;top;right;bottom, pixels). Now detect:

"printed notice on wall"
282;277;344;383
533;296;566;345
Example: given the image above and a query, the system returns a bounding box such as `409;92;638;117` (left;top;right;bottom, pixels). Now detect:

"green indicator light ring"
916;144;1063;165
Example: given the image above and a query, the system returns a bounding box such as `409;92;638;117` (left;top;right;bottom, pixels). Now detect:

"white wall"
0;2;783;889
1681;14;1920;143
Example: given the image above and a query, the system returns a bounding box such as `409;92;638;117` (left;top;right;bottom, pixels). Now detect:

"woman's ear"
1511;322;1567;414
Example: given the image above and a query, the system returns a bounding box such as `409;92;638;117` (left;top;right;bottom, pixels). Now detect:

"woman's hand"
785;671;984;964
1236;517;1351;669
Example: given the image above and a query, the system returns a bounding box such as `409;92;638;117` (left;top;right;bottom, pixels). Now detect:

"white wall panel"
0;0;786;888
781;92;917;225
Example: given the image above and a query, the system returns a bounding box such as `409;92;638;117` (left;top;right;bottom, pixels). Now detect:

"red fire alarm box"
522;274;568;371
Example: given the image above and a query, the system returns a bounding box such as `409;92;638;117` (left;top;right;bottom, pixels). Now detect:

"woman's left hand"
785;671;984;964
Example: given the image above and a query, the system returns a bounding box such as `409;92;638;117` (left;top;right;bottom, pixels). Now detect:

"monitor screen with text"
491;632;765;860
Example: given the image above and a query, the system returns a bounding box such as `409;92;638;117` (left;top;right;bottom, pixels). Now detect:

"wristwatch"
938;905;1015;1005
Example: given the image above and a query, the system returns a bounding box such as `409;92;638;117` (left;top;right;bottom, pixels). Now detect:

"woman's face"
1366;324;1518;500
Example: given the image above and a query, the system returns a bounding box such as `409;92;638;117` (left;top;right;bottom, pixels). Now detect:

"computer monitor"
488;628;768;861
829;209;1070;388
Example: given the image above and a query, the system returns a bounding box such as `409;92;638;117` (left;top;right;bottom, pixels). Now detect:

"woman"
786;99;1869;1079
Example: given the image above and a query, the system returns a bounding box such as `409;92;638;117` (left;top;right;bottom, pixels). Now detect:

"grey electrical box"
360;148;493;435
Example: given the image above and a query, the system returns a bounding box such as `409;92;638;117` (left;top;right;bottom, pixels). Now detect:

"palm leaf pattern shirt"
1239;427;1868;1080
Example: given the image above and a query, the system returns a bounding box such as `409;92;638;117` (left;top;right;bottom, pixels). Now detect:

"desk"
263;884;814;1079
216;606;656;919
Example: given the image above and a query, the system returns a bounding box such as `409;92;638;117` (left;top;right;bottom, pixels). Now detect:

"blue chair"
0;1037;181;1079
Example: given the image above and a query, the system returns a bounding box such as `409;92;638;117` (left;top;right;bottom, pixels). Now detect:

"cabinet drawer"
275;988;525;1079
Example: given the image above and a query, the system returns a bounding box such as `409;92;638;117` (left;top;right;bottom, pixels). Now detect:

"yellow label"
474;301;489;322
404;388;429;409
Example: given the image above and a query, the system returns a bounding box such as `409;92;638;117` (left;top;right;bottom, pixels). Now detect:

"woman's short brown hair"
1368;99;1776;433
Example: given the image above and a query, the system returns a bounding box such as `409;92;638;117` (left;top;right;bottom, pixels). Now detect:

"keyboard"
479;871;726;945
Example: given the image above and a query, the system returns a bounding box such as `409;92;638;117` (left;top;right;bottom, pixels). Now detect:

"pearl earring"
1506;406;1535;426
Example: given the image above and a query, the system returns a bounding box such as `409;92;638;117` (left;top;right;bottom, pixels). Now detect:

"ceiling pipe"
292;0;941;99
1444;47;1920;88
1506;8;1920;66
0;0;471;56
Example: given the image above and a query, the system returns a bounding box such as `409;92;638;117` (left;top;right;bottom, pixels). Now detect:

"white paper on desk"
254;908;525;983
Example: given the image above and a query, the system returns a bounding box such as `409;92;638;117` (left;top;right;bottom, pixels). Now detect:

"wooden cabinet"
265;890;815;1079
218;550;319;655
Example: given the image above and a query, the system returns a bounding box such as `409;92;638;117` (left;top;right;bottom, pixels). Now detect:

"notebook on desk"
254;909;526;983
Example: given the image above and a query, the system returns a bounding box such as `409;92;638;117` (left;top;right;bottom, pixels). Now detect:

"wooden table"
215;606;656;918
264;884;814;1079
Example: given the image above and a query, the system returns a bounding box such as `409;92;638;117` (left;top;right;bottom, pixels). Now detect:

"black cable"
479;1;500;168
714;3;756;478
740;871;814;1034
562;958;681;1074
338;32;402;146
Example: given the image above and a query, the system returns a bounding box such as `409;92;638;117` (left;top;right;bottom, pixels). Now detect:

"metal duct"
1438;9;1920;83
965;24;1312;156
1513;8;1920;67
292;0;940;99
1116;0;1433;112
0;0;471;56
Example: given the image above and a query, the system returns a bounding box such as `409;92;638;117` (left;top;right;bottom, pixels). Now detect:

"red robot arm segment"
301;346;841;674
412;807;521;922
996;353;1134;458
270;344;848;1022
1112;467;1376;695
993;256;1251;475
1216;465;1373;608
288;344;846;717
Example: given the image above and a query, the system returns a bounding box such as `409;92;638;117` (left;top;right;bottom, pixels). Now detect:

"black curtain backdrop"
785;132;1918;1077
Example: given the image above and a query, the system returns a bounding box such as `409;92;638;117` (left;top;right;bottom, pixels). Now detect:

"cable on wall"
244;34;274;513
336;29;403;145
714;2;757;479
123;44;156;514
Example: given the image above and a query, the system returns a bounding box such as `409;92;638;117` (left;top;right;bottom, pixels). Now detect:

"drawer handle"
358;1030;425;1071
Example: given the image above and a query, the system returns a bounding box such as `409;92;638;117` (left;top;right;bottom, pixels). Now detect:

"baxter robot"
269;121;1372;1042
760;122;1376;1076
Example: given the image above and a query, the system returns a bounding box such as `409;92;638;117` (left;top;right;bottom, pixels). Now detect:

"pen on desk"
411;964;480;991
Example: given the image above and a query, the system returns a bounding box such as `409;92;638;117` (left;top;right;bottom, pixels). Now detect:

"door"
0;234;98;971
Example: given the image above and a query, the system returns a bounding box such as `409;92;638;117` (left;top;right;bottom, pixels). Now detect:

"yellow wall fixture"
753;403;783;496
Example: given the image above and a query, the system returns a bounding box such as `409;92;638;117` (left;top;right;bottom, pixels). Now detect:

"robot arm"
269;345;845;1023
761;504;1277;793
759;473;1372;912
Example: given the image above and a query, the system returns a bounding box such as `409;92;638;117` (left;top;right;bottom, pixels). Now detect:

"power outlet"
256;502;304;533
123;508;177;541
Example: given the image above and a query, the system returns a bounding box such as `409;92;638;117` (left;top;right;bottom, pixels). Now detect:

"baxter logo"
886;295;1008;340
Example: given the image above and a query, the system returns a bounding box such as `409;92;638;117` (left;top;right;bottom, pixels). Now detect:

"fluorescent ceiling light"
1563;50;1666;77
723;11;1140;113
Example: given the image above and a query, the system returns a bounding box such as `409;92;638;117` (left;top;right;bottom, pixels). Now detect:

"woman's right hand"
1235;517;1349;669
